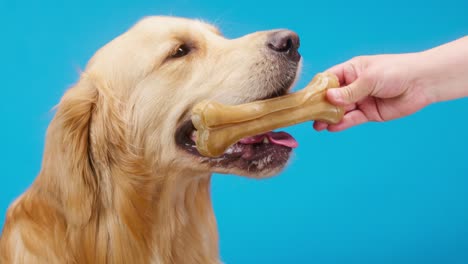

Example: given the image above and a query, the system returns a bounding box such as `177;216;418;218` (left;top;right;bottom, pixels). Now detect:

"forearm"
416;36;468;103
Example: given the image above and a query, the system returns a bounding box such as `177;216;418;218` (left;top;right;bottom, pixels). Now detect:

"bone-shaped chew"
192;72;344;157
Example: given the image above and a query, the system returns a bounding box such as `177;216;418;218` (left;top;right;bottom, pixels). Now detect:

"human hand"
314;53;433;132
314;36;468;132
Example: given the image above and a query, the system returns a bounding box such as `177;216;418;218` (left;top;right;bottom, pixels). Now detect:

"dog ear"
40;73;150;230
40;75;100;226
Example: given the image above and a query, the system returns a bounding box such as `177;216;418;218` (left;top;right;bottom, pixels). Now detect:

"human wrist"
415;36;468;103
409;51;439;104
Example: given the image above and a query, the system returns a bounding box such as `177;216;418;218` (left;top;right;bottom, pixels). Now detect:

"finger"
326;78;373;106
325;62;347;85
313;103;355;131
344;103;357;112
313;121;329;131
327;110;369;132
326;59;360;87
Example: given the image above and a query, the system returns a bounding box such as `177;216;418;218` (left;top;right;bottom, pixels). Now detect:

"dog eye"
171;44;191;58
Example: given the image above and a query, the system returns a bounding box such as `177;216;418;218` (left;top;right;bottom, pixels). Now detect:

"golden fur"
0;16;300;263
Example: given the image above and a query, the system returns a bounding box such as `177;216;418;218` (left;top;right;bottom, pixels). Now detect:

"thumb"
326;78;373;105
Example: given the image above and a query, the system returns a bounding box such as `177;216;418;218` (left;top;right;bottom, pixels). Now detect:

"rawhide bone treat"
191;72;344;157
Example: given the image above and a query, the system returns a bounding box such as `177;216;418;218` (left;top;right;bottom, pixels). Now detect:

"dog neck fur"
0;74;221;263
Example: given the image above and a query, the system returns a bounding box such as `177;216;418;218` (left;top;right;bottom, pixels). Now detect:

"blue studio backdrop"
1;0;467;263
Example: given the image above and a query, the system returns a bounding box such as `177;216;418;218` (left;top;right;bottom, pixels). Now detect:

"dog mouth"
175;85;297;173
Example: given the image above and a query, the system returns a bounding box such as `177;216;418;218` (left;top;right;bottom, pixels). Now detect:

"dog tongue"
239;131;298;148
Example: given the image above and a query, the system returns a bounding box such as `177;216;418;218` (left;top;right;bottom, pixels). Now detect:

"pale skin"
314;36;468;132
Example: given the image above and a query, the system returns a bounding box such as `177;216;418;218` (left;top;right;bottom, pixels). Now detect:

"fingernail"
328;89;342;102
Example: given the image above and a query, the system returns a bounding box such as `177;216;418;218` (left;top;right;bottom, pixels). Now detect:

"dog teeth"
225;147;233;154
263;137;269;144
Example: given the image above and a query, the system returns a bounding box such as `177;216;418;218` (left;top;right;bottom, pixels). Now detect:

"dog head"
126;17;301;177
50;17;302;190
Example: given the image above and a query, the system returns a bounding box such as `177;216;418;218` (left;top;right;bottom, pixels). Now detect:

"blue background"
1;0;467;263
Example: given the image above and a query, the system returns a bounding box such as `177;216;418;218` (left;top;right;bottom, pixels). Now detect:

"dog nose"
266;30;300;62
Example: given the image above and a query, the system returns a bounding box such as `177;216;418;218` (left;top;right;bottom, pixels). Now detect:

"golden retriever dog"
0;16;301;263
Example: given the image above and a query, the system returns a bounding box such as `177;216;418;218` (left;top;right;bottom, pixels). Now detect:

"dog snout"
266;30;300;62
